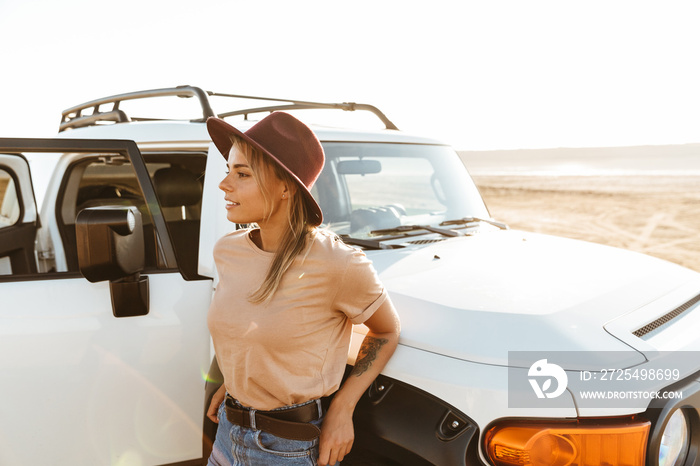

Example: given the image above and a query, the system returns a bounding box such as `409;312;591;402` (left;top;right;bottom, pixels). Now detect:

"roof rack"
59;85;399;132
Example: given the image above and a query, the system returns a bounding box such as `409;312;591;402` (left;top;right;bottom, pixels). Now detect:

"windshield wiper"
440;217;509;230
370;224;462;238
339;235;398;250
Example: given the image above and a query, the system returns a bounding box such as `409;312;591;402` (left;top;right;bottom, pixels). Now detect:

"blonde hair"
231;138;315;304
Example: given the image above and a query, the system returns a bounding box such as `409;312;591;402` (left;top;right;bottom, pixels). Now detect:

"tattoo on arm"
351;336;389;377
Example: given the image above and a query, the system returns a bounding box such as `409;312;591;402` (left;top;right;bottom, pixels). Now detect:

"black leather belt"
224;394;329;441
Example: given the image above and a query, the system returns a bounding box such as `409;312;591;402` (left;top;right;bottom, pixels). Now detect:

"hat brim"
207;117;324;226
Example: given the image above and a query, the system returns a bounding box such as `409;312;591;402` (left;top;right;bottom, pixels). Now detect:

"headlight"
484;417;650;466
659;409;690;466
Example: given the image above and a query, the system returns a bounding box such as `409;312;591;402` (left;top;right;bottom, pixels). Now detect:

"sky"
1;0;700;151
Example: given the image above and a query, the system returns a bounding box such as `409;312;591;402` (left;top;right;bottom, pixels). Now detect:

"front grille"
633;293;700;338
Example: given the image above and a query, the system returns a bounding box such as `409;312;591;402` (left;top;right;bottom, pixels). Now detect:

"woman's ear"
281;183;297;200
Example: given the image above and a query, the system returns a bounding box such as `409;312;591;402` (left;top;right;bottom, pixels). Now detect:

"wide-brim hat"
207;112;325;226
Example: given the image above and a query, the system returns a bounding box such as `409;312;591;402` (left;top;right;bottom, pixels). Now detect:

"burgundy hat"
207;112;325;226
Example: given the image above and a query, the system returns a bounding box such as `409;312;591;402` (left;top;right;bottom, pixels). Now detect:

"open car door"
0;139;211;466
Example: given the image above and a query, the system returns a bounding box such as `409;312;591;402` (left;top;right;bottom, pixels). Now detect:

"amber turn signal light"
484;417;650;466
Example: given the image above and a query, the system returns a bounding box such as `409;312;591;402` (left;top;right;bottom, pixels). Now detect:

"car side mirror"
76;206;149;317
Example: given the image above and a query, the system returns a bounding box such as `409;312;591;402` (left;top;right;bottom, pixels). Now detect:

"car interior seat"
152;165;203;280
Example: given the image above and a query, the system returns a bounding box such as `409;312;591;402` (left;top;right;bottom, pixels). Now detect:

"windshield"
312;142;489;238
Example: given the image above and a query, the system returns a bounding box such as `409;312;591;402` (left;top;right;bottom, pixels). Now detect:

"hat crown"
245;112;324;189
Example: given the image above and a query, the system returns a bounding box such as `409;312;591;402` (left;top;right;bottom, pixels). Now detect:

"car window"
0;167;20;229
316;143;489;237
56;153;205;275
342;156;442;215
0;167;21;275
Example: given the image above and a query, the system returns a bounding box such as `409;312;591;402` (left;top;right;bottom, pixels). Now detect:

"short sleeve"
333;248;387;325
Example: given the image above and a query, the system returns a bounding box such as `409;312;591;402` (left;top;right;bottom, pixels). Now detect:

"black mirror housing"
76;206;145;283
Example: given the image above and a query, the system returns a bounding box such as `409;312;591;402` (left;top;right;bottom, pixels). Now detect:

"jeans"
208;397;339;466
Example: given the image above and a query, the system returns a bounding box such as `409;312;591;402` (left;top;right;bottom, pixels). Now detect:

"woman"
205;112;400;466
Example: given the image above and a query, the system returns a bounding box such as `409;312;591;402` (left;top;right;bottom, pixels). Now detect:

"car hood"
368;230;699;369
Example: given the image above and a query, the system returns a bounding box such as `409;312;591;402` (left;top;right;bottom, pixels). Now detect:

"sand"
471;174;700;273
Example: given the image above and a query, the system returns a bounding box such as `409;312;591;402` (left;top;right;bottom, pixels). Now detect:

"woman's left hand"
317;400;354;466
317;298;400;465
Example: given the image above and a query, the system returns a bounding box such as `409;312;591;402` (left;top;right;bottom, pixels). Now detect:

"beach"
464;158;700;273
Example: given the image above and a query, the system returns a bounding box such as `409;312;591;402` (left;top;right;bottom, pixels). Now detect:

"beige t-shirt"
208;228;387;410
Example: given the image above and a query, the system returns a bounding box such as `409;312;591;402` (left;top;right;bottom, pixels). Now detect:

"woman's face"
218;147;288;227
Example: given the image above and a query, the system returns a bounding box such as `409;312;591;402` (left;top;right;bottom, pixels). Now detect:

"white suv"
1;86;698;466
